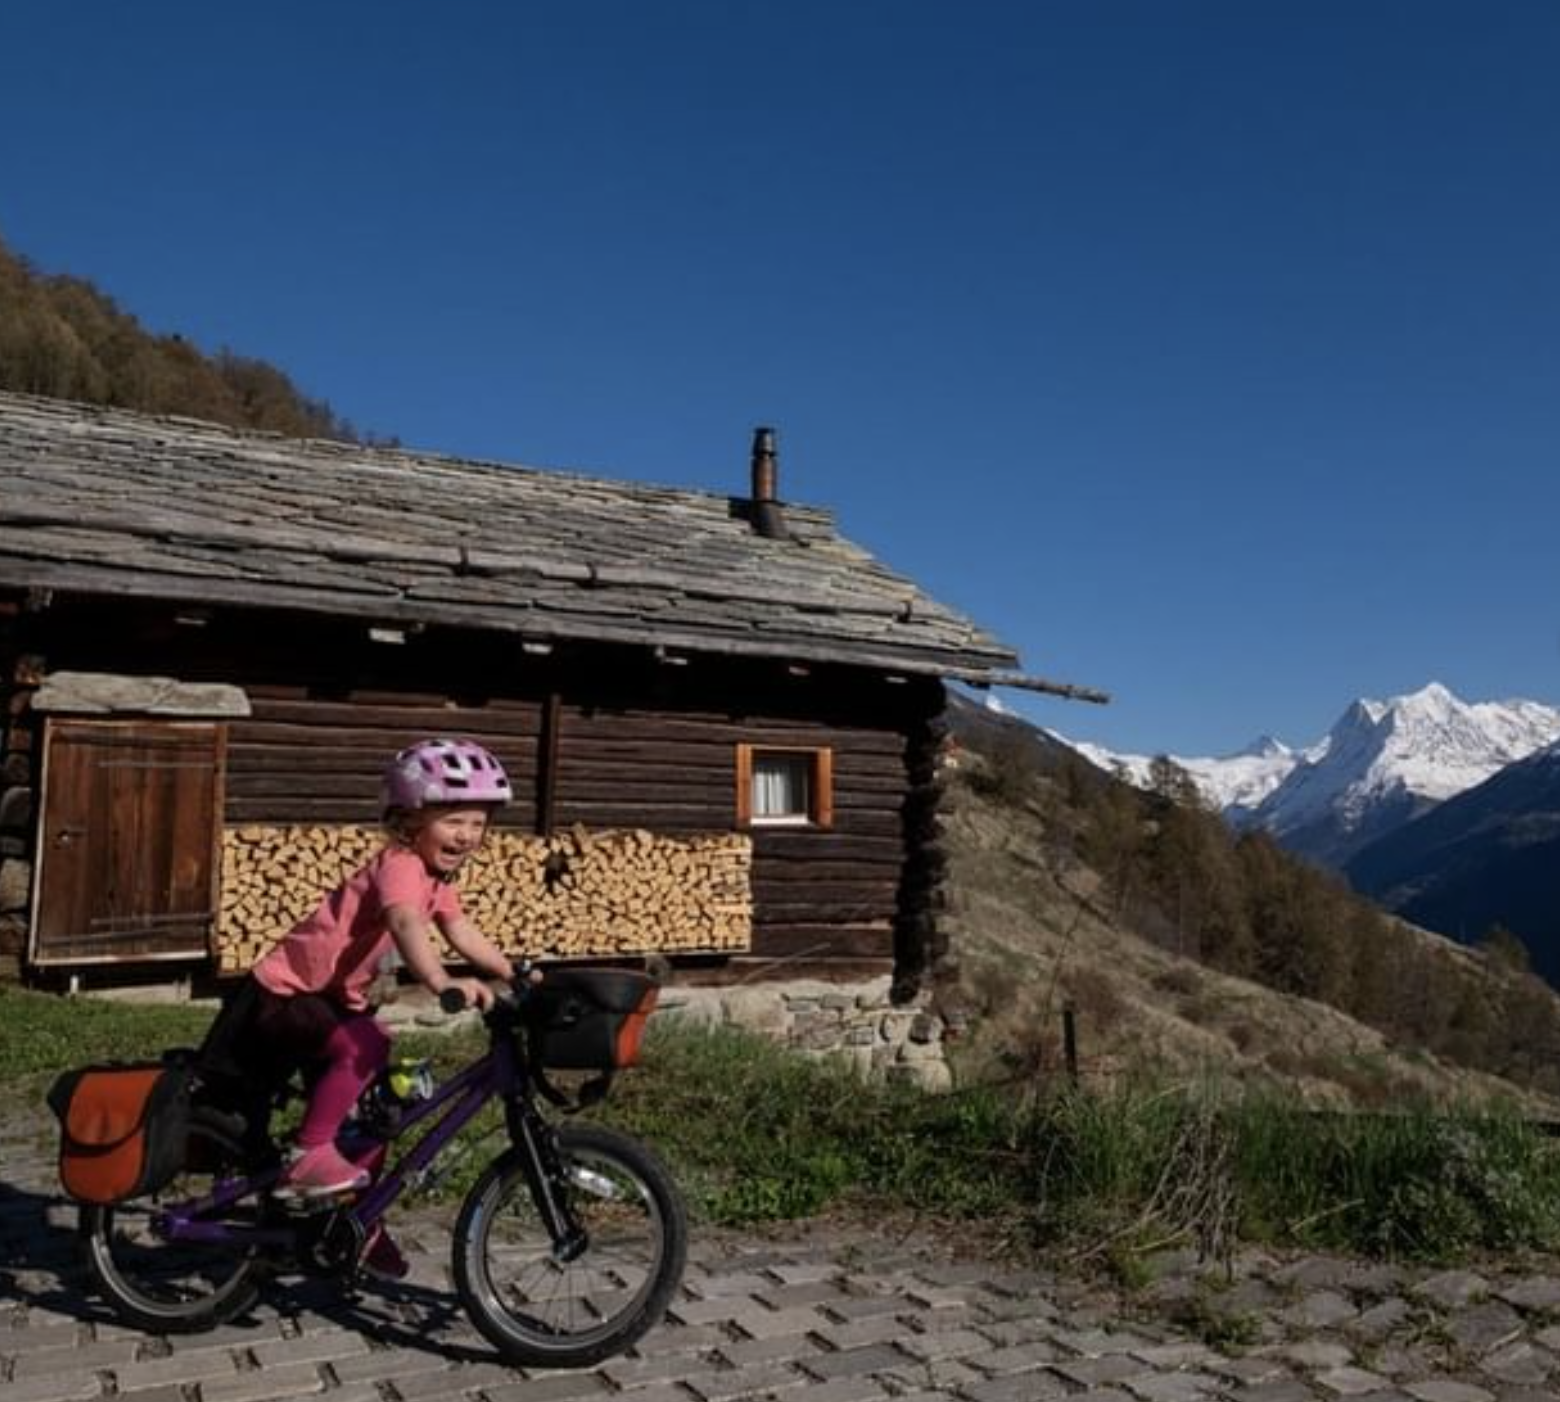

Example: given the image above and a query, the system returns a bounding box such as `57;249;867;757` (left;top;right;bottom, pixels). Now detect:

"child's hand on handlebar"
440;976;497;1013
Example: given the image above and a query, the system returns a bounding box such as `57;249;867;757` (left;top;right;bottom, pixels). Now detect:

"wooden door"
31;720;226;965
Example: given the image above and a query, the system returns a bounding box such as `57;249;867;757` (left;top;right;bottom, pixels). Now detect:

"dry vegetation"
936;710;1560;1117
0;232;368;440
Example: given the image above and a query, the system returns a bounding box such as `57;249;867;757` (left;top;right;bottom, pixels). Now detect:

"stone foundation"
656;976;954;1091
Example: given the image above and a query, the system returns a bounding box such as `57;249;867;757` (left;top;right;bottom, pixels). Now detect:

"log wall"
553;680;938;981
225;687;545;828
2;596;950;987
891;703;952;998
0;595;34;980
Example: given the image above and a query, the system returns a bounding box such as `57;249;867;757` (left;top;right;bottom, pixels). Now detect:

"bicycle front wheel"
81;1113;266;1333
453;1123;687;1368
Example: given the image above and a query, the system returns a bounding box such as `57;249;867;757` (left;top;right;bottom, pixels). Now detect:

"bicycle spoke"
454;1125;686;1367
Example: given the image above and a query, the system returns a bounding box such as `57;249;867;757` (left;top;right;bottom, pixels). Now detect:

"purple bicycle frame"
157;1037;519;1248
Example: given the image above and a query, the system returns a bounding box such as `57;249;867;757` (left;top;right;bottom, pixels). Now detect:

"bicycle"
72;965;689;1369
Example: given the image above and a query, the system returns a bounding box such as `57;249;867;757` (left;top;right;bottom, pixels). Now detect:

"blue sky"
2;2;1557;756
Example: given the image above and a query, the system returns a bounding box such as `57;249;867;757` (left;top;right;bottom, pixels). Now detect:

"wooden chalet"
0;390;1100;994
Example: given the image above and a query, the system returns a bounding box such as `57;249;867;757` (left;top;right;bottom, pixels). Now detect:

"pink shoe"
361;1223;409;1281
276;1142;371;1198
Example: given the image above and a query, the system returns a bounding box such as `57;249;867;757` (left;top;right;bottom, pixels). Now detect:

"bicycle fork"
506;1100;588;1263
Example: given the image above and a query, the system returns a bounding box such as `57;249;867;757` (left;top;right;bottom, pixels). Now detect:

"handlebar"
437;959;540;1016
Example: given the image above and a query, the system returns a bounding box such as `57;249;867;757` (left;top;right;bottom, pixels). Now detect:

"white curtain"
753;754;810;818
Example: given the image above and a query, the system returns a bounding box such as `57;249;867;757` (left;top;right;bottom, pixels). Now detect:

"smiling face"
405;804;491;878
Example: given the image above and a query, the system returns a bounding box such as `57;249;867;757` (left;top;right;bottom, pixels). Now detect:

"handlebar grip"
438;986;469;1015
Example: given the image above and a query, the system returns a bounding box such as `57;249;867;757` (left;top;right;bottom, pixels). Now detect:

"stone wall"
656;976;954;1091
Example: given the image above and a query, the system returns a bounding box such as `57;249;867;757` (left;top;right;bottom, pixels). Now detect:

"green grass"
1230;1096;1560;1257
0;985;215;1080
609;1026;1560;1262
605;1024;1560;1262
9;986;1560;1265
602;1022;1026;1224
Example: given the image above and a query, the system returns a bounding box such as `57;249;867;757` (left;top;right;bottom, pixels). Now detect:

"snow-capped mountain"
1068;733;1305;819
1061;682;1560;868
1252;683;1560;866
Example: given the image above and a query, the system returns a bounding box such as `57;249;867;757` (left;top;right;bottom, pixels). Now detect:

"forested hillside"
1349;743;1560;985
0;232;369;441
944;698;1560;1105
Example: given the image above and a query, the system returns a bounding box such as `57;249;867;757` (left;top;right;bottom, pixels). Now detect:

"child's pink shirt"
252;846;462;1011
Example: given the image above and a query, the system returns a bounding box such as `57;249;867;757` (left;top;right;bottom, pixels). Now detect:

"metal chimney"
749;426;788;539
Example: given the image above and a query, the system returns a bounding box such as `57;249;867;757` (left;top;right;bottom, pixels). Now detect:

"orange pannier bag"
47;1059;194;1204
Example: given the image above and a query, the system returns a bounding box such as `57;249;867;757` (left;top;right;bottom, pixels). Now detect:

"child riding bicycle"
210;737;518;1275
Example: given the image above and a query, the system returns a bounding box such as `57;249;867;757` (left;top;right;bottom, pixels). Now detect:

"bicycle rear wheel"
81;1112;266;1332
453;1123;687;1368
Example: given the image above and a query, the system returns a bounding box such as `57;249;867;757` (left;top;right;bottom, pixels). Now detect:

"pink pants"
299;1016;392;1150
248;983;392;1151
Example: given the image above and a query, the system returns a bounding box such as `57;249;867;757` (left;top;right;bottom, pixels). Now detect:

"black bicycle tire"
81;1114;266;1333
452;1122;687;1368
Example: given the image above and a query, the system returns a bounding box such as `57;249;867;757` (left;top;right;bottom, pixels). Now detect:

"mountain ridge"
1061;681;1560;868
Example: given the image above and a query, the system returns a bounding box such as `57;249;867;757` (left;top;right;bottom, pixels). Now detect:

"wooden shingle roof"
0;391;1059;688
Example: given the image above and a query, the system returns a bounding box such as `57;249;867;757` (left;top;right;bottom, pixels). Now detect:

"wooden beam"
958;671;1111;704
538;691;561;836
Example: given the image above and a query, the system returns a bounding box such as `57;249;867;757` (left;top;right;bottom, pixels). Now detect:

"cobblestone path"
5;1102;1560;1402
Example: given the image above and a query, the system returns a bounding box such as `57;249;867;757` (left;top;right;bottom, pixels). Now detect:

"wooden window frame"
735;743;834;829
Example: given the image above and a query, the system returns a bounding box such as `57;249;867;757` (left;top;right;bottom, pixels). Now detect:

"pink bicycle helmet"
381;738;512;814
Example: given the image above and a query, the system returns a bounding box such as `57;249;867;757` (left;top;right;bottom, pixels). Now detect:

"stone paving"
6;1102;1560;1402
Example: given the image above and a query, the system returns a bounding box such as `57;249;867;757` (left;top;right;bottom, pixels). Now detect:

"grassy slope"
937;755;1560;1116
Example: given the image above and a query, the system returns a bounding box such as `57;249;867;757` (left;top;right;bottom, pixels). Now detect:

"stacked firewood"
217;823;752;973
